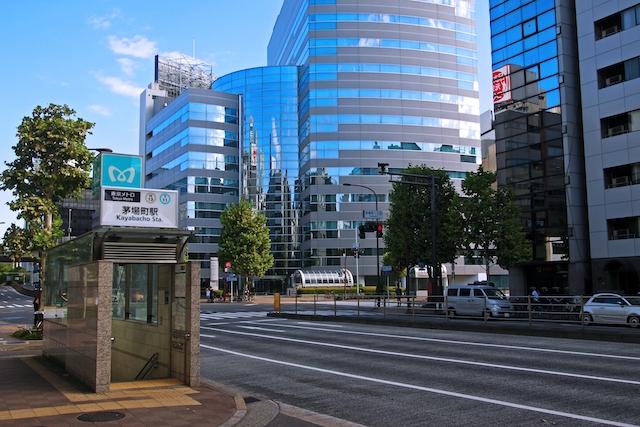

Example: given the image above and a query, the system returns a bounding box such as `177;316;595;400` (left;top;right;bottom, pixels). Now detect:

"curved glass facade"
268;0;480;276
213;66;301;287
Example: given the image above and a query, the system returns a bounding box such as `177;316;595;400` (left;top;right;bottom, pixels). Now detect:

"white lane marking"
201;327;640;386
202;334;216;338
267;323;640;361
296;321;343;328
236;326;287;333
200;344;638;427
200;311;269;320
203;319;281;326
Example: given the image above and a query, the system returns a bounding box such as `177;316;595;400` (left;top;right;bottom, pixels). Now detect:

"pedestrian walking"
395;286;402;307
206;288;212;303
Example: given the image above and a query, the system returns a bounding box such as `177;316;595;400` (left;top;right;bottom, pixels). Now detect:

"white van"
446;282;512;318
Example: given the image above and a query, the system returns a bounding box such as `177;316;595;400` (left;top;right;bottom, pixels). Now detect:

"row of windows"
608;216;640;240
492;19;555;64
150;103;238;137
604;162;640;189
308;87;479;113
490;0;554;36
149;128;238;159
309;114;480;139
308;63;478;89
300;141;476;163
167;177;239;196
300;140;476;157
492;9;555;51
309;38;476;59
308;12;475;36
161;152;239;172
598;56;640;88
493;39;557;72
300;167;468;188
601;109;640;138
595;4;640;40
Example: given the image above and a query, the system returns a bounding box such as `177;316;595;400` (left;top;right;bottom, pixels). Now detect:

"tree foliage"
460;166;530;280
0;104;94;285
384;166;461;292
1;224;28;267
218;200;274;281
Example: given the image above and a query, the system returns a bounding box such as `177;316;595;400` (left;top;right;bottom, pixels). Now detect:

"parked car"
582;293;640;328
446;282;512;318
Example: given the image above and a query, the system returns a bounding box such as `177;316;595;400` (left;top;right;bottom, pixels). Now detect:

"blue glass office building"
268;0;482;281
141;0;488;290
213;67;301;286
142;89;240;286
489;0;589;294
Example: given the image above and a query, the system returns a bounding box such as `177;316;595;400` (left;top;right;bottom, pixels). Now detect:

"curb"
200;378;248;427
267;312;640;344
277;402;367;427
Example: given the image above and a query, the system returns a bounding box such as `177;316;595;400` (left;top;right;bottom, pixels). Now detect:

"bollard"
274;292;281;313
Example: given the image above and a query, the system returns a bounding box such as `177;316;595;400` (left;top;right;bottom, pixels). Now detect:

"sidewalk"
0;355;238;426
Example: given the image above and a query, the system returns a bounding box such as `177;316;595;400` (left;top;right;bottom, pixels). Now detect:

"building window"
604;162;640;188
112;264;160;324
601;109;640;138
608;217;640;240
595;4;640;40
598;57;640;88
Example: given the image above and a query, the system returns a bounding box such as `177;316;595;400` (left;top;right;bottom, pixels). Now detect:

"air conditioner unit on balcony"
611;176;630;187
601;26;619;38
608;125;626;137
612;229;632;239
605;74;623;86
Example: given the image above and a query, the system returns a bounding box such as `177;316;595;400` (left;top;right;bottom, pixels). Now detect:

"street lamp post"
344;183;381;295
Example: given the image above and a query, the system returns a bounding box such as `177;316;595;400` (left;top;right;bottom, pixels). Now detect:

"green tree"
1;224;28;268
460;166;530;281
0;104;94;288
218;200;274;289
384;166;460;295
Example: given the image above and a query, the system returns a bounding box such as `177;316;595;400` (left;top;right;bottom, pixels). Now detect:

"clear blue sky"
0;0;491;237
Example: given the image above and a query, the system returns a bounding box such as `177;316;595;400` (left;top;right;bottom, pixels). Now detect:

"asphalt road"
0;285;33;325
200;304;640;427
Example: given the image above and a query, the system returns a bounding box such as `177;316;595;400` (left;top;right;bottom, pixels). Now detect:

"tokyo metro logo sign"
98;153;142;189
108;166;136;184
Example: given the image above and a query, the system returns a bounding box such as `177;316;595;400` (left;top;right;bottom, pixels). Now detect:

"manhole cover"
77;411;125;422
244;396;260;404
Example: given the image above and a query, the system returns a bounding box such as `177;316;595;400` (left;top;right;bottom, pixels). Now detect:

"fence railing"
277;293;593;326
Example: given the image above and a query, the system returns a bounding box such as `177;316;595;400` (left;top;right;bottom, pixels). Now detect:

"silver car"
582;293;640;328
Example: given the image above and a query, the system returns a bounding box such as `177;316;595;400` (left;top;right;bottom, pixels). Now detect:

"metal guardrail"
280;294;595;326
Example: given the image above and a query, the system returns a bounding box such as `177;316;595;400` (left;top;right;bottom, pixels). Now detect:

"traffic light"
353;248;360;258
359;222;381;239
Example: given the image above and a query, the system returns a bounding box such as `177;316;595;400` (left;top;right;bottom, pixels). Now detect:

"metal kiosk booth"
42;227;200;392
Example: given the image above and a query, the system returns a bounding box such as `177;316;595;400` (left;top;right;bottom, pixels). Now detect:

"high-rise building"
489;0;590;295
576;1;640;295
268;0;484;284
140;1;493;290
213;66;301;290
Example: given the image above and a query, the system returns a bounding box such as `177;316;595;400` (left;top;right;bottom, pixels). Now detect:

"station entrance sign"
99;187;178;228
